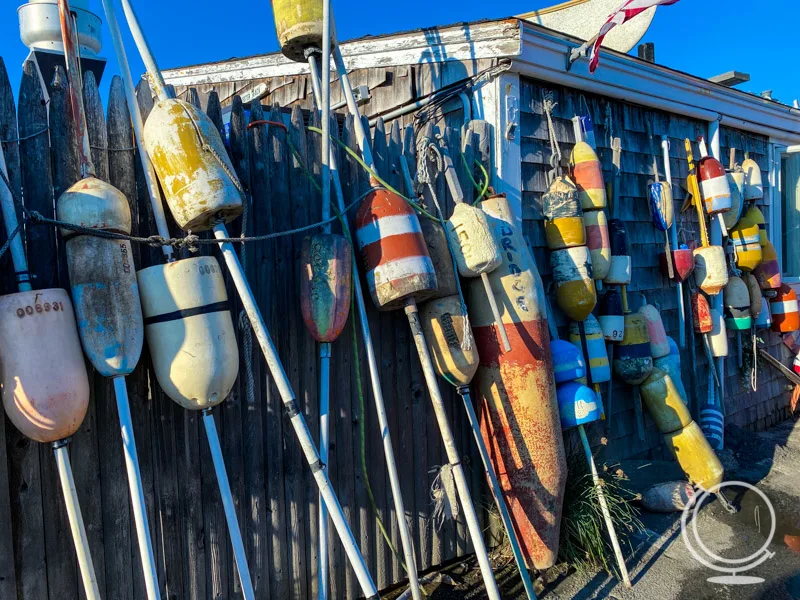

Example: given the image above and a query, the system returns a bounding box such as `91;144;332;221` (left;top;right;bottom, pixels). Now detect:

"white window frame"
771;142;800;284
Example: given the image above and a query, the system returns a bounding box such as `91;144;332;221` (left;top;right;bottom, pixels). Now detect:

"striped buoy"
598;288;624;342
613;313;653;385
693;246;728;296
653;337;689;406
569;315;611;384
742;158;763;201
729;214;763;272
745;273;762;317
660;245;694;283
697;154;732;217
542;177;585;250
665;421;724;488
556;382;601;429
709;309;728;358
692;292;713;333
724;170;744;230
745;205;768;246
648;181;673;232
640;368;693;433
794;353;800;376
419;295;479;386
605;219;631;286
640;302;670;359
355;187;438;311
755;297;772;329
550;246;597;322
468;195;566;570
584;210;610;281
723;276;753;331
570;141;606;210
550;339;586;384
754;240;781;291
769;284;800;333
699;407;725;452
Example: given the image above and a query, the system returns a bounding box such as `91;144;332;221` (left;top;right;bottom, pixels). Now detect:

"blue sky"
2;0;798;107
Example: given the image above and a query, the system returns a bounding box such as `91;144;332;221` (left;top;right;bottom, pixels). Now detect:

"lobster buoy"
550;340;586;384
640;368;693;433
613;314;653;385
605;219;631;286
584;210;610;281
729;214;763;272
697;153;732;218
542;177;585;250
550;246;596;322
745;273;762;317
137;257;240;411
598;288;624;342
742;157;763;201
692;292;713;333
0;289;90;443
663;421;724;489
420;295;479;386
640;302;670;359
693;246;728;296
556;382;601;429
57;176;144;377
769;284;800;333
271;0;333;62
446;202;502;277
648;180;673;232
755;297;772;329
653;337;689;406
745;205;767;246
794;353;800;376
723;277;752;331
660;245;694;283
420;213;458;300
143;99;243;232
300;234;352;342
569;315;611;384
754;240;781;291
724;169;744;230
641;482;695;513
469;195;566;570
356;187;438;310
570;142;606;210
709;309;729;358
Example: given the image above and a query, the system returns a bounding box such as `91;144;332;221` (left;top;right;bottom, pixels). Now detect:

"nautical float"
653;337;689;406
742;156;763;202
605;218;631;286
584;209;610;282
723;276;753;331
640;368;693;433
598;288;624;342
745;205;768;246
613;313;653;386
745;273;763;318
556;381;601;428
271;0;333;61
640;300;670;359
755;240;781;292
755;297;772;329
550;245;597;322
769;284;800;333
729;212;763;272
300;234;352;343
648;171;675;276
725;152;744;230
569;314;611;385
692;292;713;334
551;339;587;383
570;141;607;210
659;244;694;283
542;176;585;249
709;309;729;358
697;138;732;235
469;194;567;570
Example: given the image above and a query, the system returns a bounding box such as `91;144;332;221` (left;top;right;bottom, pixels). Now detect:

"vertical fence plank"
15;58;54;600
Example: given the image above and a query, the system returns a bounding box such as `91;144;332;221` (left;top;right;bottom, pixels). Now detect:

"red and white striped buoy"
770;284;800;333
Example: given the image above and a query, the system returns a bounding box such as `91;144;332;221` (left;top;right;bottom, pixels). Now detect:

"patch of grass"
558;444;644;577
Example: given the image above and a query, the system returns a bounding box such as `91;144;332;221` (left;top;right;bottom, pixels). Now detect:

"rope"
1;127;49;144
459;152;489;203
543;91;562;177
0;224;21;262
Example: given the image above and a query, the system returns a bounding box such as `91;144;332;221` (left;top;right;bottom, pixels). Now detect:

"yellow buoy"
664;421;724;489
570;142;606;210
542;176;585;250
729;213;763;272
745;205;767;246
640;368;693;433
271;0;334;62
550;246;597;322
420;295;479;387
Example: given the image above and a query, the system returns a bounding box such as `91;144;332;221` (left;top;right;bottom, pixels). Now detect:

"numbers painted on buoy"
15;297;66;318
197;262;220;276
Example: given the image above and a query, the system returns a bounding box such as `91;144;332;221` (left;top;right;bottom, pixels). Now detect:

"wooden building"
2;14;800;600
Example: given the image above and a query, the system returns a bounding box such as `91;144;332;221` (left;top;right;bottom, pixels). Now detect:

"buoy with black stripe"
604;218;631;286
770;284;800;333
745;205;768;247
569;315;611;385
724;276;752;331
571;141;607;210
551;245;597;322
598;288;624;342
542;176;585;250
742;156;763;202
755;239;781;292
613;313;653;386
730;212;763;272
697;139;732;236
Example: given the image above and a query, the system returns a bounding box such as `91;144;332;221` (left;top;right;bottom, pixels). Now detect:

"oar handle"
119;0;172;101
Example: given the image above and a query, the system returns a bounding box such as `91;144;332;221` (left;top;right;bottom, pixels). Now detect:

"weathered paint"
446;202;502;277
693;246;728;296
420;295;479;387
556;381;600;429
143;98;244;232
0;289;90;442
745;205;768;246
613;313;653;385
697;155;732;216
724;171;744;230
550;339;586;383
755;297;772;329
709;309;728;358
66;236;143;377
568;315;610;384
640;368;692;433
598;288;624;341
137;256;239;411
550;246;596;322
604;218;631;285
723;276;752;331
641;482;695;513
640;303;669;359
300;233;352;343
468;195;566;570
647;181;673;231
659;247;694;282
653;338;688;406
754;240;781;291
692;293;713;334
57;176;132;234
663;421;724;489
730;213;762;272
570;141;606;210
542;176;585;250
745;273;762;317
355;187;438;310
544;216;586;250
742;158;763;201
769;284;800;333
420;215;458;299
583;209;610;281
271;0;329;62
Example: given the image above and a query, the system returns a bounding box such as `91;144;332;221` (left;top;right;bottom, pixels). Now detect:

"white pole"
332;48;375;170
202;411;256;600
53;443;102;600
318;343;331;600
405;299;501;600
308;56;423;600
118;0;169;102
212;224;380;598
661;136;685;349
113;376;161;599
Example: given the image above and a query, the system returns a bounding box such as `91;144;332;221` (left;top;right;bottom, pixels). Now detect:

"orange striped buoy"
584;209;610;281
770;284;800;333
570;142;606;210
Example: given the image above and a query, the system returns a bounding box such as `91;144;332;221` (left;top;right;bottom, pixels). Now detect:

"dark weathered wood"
0;58;22;256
